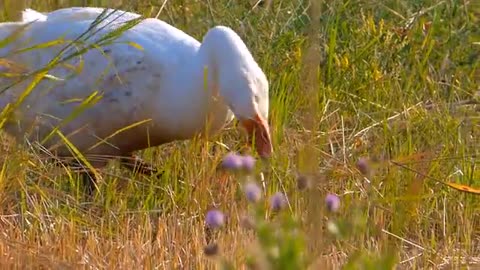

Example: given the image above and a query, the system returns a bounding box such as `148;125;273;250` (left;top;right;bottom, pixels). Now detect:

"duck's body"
0;7;272;173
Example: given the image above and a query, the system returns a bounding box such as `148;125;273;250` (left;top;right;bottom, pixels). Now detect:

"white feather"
0;7;271;167
22;8;48;22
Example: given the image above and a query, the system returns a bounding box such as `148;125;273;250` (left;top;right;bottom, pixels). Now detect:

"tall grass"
0;0;479;269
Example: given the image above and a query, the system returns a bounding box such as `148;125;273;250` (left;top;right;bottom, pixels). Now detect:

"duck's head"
218;65;272;159
202;26;273;158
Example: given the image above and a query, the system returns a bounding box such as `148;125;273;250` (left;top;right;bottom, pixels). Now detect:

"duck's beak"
240;113;272;158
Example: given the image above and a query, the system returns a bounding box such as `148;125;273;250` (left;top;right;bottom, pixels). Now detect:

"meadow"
0;0;479;269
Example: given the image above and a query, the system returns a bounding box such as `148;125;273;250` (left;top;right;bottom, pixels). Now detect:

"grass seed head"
240;215;256;230
203;242;220;256
296;174;312;191
356;157;370;176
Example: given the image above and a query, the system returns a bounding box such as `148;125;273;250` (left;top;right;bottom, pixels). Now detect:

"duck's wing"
0;14;213;154
2;9;143;67
22;7;142;28
0;15;192;114
0;18;156;141
0;11;205;111
0;15;139;104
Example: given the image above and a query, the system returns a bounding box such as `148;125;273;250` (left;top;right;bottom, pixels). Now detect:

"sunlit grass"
0;0;478;269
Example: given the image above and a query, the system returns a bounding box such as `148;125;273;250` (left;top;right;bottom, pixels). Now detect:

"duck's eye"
254;94;260;103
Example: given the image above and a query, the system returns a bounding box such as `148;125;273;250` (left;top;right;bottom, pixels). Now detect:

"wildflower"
356;157;370;176
241;155;256;172
296;174;311;191
221;152;243;170
205;209;225;229
203;242;219;256
269;192;287;212
325;193;340;212
244;181;262;203
220;152;256;172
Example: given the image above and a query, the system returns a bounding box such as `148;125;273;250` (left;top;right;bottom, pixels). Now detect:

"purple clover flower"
221;152;243;170
269;192;287;211
244;181;262;203
205;209;225;229
203;243;219;256
325;193;340;212
240;155;256;172
220;152;256;172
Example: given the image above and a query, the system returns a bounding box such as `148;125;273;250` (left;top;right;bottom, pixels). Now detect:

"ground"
0;0;479;269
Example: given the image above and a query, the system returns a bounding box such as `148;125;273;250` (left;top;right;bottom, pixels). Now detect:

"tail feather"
22;8;47;22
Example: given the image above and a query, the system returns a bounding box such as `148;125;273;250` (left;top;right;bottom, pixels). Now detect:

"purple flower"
325;194;340;212
205;209;225;229
269;192;287;211
221;152;243;170
241;155;256;172
244;181;262;203
221;152;256;172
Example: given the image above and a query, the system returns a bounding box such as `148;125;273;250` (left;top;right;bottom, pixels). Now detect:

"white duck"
0;7;272;191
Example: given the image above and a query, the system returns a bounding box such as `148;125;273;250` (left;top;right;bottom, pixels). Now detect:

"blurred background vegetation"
0;0;479;269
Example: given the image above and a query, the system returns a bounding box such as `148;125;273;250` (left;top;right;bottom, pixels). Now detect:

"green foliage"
0;0;478;269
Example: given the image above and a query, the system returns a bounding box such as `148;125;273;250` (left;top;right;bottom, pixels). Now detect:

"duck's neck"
172;34;233;139
189;53;234;138
170;26;253;139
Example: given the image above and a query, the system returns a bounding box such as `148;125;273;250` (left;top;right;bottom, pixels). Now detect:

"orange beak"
240;113;273;158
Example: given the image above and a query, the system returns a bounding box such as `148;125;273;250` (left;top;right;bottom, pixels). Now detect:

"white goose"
0;7;272;191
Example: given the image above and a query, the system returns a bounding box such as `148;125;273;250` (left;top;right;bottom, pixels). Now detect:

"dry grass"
0;0;479;269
